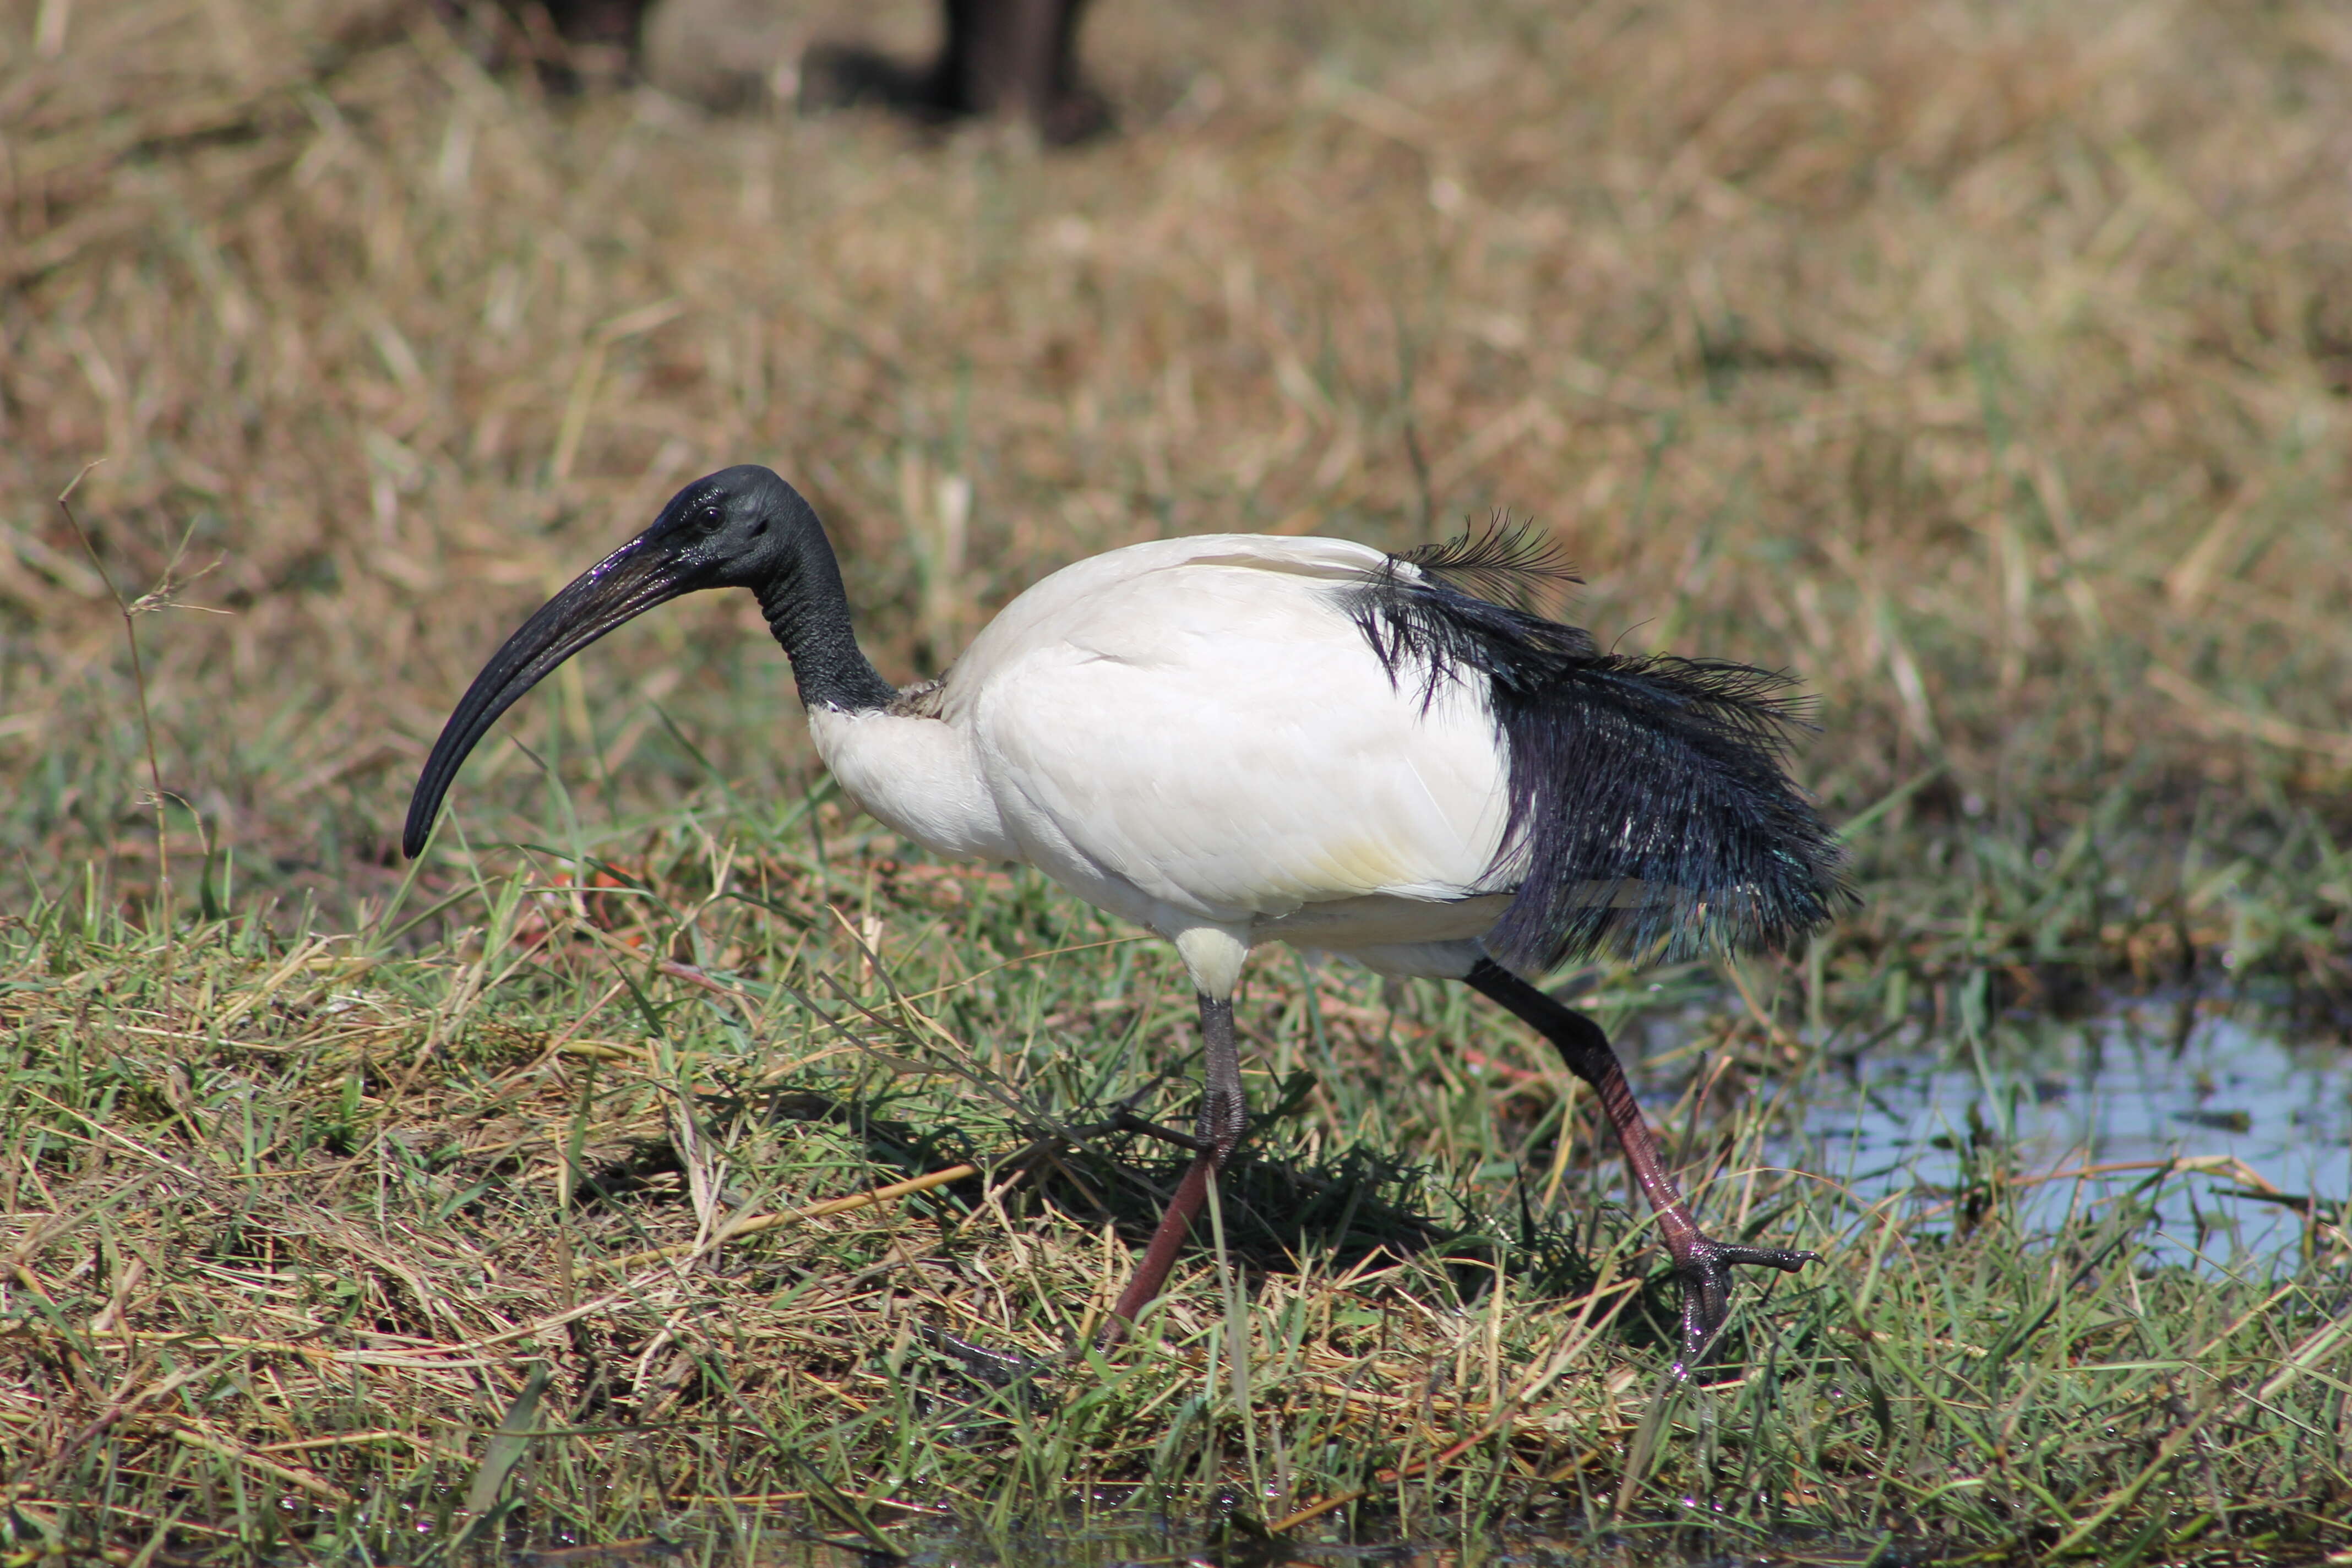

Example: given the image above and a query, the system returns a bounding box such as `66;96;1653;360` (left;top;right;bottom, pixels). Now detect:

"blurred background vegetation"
4;0;2348;970
6;4;2352;1557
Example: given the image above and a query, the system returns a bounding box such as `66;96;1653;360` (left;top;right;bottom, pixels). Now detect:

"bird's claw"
1670;1237;1820;1376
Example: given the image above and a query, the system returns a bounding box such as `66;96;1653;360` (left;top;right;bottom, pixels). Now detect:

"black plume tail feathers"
1480;651;1850;972
1352;542;1852;974
1394;517;1582;610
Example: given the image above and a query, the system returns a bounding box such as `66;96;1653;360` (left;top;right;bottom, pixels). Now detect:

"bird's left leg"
1101;992;1247;1340
1464;958;1815;1372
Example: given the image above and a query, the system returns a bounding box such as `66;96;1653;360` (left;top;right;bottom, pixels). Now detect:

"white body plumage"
807;535;1517;996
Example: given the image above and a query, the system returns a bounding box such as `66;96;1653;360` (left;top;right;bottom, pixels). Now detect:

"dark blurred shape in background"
797;0;1107;145
438;0;1106;141
433;0;646;89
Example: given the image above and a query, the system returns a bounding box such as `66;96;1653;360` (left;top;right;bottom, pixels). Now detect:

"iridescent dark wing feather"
1351;540;1850;971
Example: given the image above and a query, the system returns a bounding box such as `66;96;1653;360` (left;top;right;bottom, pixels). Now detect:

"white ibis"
404;465;1848;1366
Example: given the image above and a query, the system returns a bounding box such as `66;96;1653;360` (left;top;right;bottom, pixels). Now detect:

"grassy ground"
4;0;2352;1559
4;819;2350;1565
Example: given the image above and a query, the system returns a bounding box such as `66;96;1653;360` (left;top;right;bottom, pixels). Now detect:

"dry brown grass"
6;1;2352;1559
6;0;2351;918
6;827;2349;1562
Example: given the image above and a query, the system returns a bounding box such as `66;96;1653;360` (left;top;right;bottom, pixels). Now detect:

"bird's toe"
1669;1234;1819;1375
1711;1242;1821;1274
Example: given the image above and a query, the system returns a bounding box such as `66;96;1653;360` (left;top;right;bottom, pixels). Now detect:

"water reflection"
1773;999;2351;1266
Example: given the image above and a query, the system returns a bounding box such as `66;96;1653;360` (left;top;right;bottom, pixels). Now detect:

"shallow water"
1765;996;2352;1267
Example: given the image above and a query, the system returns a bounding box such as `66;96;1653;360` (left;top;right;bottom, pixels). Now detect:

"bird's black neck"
754;517;899;715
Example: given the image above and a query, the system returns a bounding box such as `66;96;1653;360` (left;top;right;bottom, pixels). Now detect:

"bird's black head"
401;465;837;859
634;464;820;592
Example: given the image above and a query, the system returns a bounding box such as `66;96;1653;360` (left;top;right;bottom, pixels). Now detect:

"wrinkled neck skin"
754;521;898;716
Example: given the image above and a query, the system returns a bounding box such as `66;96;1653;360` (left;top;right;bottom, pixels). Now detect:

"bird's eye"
702;506;723;528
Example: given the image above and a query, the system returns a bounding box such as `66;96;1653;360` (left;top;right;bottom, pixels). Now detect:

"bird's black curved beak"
403;533;714;859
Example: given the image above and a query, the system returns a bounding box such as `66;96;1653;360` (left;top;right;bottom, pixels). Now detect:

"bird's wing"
965;543;1511;927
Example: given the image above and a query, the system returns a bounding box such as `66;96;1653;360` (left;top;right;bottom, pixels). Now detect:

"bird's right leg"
1464;958;1815;1373
1101;992;1246;1340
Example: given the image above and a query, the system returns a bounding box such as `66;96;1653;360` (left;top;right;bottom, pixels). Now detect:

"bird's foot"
1669;1235;1819;1378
